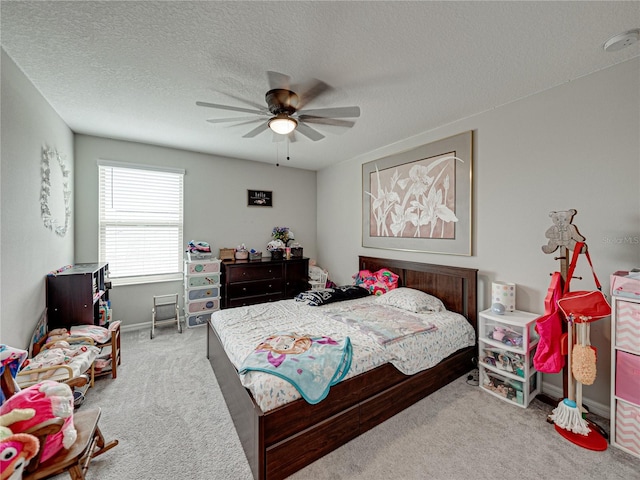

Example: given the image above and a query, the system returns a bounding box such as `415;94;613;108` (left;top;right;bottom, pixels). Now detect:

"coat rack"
541;208;586;398
540;209;608;450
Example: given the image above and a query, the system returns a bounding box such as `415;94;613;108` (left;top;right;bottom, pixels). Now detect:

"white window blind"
98;161;184;282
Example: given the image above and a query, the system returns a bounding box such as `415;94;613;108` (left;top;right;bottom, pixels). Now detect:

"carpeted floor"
63;325;639;480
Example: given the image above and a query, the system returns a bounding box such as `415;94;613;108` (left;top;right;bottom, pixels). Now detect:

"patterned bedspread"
210;296;475;412
325;302;437;345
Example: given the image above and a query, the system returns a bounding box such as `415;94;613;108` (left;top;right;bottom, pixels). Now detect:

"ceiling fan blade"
297;106;361;118
295;122;325;141
242;121;270;138
297;78;332;107
267;71;291;91
272;131;297;143
219;92;269;113
196;101;266;115
297;116;355;128
206;116;263;124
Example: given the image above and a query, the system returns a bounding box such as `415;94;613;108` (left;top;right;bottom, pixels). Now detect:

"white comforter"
210;296;475;412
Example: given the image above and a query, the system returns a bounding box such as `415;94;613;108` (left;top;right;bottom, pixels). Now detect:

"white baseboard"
542;380;610;419
119;316;185;333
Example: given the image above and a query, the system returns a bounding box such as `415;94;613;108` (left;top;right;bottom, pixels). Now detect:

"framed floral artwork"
362;131;473;256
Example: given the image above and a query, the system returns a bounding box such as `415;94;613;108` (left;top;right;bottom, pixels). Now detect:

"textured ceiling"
2;1;639;170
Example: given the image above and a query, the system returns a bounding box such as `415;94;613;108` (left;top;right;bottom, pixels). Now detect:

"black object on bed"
294;284;371;306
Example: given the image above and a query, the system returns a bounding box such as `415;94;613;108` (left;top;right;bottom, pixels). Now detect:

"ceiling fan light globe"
269;115;297;135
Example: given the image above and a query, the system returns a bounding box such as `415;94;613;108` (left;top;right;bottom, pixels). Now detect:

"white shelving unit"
610;295;640;459
183;257;221;328
478;309;541;408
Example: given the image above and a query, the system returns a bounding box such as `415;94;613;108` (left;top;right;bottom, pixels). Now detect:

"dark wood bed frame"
207;256;478;480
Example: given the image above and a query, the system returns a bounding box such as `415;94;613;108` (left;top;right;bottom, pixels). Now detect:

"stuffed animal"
541;210;585;254
0;433;40;480
0;408;39;480
0;381;76;463
45;328;69;344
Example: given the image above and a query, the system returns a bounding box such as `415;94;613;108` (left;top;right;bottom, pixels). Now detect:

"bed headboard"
358;256;478;331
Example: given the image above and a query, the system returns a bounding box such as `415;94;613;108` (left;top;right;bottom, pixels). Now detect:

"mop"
549;315;590;435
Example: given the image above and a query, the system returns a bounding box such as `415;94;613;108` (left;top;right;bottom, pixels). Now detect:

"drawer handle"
242;287;247;292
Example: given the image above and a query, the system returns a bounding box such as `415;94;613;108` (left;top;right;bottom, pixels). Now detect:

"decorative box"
249;251;262;261
235;250;249;260
219;248;235;261
291;247;303;258
270;250;284;260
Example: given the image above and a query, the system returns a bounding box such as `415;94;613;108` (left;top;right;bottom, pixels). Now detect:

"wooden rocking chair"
1;367;118;480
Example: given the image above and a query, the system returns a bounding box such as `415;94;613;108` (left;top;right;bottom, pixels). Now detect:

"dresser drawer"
615;300;640;352
227;264;283;282
227;293;282;308
186;273;221;288
616;351;640;405
228;279;283;298
187;260;221;275
185;285;220;301
615;399;640;457
186;298;220;313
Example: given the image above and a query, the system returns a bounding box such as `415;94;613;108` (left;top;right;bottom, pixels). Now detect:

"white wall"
317;58;640;412
73;135;317;327
0;49;75;349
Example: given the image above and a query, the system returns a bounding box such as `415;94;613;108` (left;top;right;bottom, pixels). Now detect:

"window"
98;160;184;284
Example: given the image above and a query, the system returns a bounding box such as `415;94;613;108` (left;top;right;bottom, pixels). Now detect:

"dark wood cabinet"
222;257;309;308
46;263;111;330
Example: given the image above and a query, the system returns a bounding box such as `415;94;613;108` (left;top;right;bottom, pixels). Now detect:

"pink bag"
533;272;565;373
557;242;611;323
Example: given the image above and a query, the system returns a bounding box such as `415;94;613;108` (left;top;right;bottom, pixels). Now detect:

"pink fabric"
1;381;75;462
616;351;640;405
533;272;565;374
353;269;399;295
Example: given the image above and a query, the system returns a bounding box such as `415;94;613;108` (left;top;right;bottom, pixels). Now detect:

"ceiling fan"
196;71;360;141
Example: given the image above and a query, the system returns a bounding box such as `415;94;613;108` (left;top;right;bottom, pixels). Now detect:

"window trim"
97;160;184;284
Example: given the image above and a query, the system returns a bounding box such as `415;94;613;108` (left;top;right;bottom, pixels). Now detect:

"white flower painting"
367;153;462;239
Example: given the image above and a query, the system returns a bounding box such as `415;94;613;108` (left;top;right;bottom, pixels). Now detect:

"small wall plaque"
248;190;272;207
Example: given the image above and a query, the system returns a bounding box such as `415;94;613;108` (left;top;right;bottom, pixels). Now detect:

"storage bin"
611;271;640;300
482;321;527;349
615;399;640;457
187;260;221;275
185;285;220;301
219;248;235;261
480;368;537;406
615;299;640;352
186;311;213;328
480;346;528;377
186;298;220;313
186;251;212;261
186;273;221;288
616;351;640;405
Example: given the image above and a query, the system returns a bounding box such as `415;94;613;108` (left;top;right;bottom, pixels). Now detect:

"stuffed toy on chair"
0;409;40;480
0;381;76;463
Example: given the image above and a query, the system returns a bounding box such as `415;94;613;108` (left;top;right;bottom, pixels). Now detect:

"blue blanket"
239;333;352;404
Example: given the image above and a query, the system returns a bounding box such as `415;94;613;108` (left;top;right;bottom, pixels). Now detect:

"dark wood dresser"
221;257;309;308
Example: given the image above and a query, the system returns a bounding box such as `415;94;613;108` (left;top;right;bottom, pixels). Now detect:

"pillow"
375;287;445;313
295;285;371;306
353;268;399;295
